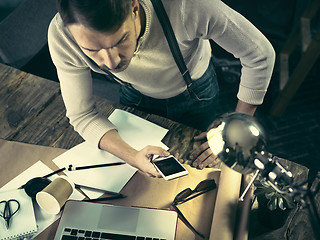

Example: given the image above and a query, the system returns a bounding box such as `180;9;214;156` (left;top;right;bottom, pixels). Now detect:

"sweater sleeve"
183;0;276;105
48;14;117;148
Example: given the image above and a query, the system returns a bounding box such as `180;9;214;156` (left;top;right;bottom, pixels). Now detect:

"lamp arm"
239;169;260;201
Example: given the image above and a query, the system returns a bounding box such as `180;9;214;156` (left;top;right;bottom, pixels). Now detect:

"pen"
83;194;126;202
75;184;121;196
70;162;126;171
43;162;126;178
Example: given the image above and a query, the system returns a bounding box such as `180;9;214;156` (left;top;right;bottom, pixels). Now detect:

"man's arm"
235;100;257;116
99;129;169;177
181;0;275;169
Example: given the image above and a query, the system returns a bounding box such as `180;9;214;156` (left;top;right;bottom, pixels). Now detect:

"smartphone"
152;155;189;180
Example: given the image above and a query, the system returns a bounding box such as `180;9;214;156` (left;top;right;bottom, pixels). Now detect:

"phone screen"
153;157;186;176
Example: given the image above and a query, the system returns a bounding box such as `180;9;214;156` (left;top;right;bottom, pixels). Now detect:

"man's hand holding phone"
152;155;189;180
131;146;188;180
132;146;171;178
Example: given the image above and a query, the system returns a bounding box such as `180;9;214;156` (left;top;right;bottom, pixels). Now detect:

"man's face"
68;12;139;73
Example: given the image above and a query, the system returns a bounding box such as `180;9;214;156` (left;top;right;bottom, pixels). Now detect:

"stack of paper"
0;189;37;240
0;161;84;239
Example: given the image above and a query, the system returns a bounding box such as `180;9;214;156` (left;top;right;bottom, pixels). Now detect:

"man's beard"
100;58;131;73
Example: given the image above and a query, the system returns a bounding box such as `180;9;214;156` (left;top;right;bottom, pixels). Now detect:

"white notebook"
0;189;37;240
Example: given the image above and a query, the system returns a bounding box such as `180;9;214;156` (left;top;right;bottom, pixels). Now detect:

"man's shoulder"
161;0;217;19
162;0;213;7
48;13;75;48
48;13;67;36
47;12;87;69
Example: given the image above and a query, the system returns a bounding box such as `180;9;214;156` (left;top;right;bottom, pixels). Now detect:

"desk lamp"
207;113;320;238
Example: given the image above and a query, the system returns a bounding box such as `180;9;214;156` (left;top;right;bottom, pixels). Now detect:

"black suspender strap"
150;0;193;87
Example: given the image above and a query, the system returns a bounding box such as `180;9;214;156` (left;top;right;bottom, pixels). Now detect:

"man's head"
57;0;132;33
57;0;143;73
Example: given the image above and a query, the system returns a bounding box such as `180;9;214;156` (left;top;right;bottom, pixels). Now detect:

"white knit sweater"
48;0;275;147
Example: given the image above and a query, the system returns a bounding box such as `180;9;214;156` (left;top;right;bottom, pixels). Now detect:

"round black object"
23;177;52;198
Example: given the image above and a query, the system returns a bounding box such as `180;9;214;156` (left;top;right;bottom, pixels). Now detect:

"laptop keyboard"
61;228;167;240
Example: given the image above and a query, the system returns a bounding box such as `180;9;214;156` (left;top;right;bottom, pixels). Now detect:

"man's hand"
99;129;170;178
131;145;170;178
189;132;220;169
189;118;222;169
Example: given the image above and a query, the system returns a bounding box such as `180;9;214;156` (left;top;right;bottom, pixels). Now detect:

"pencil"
83;194;126;202
68;162;126;171
75;184;121;196
42;162;126;178
42;168;66;178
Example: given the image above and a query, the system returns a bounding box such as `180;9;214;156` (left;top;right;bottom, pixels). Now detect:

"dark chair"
0;0;57;69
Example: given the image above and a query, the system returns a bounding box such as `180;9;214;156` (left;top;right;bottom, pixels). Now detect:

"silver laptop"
54;200;178;240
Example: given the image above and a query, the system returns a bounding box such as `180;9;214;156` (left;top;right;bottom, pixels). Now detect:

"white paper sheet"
108;109;169;150
53;142;137;199
53;110;169;199
0;161;84;238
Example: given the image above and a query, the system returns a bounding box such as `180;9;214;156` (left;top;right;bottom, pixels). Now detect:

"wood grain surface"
1;63;317;240
0;63;201;161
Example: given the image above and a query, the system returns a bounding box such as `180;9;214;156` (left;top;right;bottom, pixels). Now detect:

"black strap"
150;0;193;87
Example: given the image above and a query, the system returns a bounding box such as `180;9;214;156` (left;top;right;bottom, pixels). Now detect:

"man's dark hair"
56;0;132;33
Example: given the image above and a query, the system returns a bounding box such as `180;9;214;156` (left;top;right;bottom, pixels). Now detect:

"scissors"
0;199;20;229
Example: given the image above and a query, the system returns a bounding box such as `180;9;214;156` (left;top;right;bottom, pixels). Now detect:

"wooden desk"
0;63;201;159
0;63;216;240
0;63;315;240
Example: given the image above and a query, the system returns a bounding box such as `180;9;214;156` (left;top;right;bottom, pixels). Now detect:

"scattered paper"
53;109;169;199
53;142;137;199
108;109;169;150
